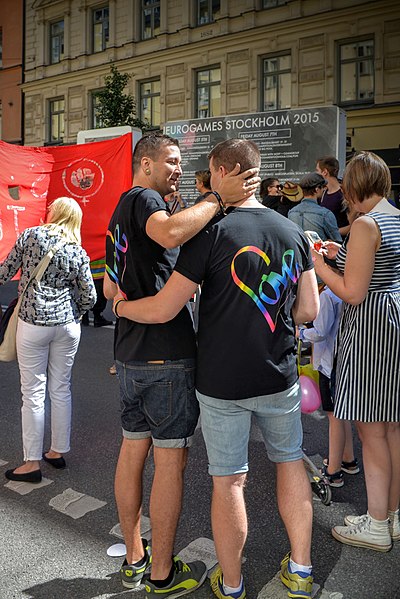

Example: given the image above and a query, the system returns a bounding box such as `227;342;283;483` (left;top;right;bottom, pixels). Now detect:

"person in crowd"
316;156;349;237
111;138;320;599
0;197;96;483
312;151;400;551
278;181;304;217
259;177;282;209
288;173;342;244
299;286;359;487
82;258;113;327
103;132;260;597
194;169;212;204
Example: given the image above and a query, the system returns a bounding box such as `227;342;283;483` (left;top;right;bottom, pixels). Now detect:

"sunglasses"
272;184;283;190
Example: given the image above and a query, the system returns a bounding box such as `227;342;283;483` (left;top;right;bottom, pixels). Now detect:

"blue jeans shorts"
116;359;199;448
197;382;303;476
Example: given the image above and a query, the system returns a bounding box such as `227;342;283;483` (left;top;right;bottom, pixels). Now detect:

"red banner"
0;134;132;265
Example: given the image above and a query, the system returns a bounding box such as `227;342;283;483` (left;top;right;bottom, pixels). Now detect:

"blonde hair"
44;197;83;245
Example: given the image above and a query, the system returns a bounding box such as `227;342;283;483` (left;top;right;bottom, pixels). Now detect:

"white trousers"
16;319;81;461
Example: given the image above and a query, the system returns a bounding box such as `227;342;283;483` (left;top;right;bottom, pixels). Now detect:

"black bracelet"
212;191;226;215
114;298;125;318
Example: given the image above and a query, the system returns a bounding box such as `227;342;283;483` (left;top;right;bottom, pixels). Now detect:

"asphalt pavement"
0;281;399;599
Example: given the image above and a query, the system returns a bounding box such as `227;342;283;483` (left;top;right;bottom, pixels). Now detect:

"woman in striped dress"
312;151;400;552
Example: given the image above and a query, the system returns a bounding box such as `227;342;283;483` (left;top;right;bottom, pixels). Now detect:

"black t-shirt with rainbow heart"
175;206;313;400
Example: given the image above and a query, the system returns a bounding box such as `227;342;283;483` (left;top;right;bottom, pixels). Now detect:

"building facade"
0;0;23;144
19;0;400;191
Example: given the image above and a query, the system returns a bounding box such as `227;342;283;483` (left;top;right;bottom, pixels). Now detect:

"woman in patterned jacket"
0;197;96;483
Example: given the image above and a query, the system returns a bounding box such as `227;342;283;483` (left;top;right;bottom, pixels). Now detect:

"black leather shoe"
93;314;113;327
5;468;42;483
81;312;90;326
43;453;66;469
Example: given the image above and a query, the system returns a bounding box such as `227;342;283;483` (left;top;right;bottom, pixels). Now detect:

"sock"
223;575;243;595
124;554;146;568
149;562;175;587
388;509;399;518
289;558;312;576
133;555;147;568
367;512;389;526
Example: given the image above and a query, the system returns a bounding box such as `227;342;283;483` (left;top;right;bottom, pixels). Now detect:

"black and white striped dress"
334;211;400;422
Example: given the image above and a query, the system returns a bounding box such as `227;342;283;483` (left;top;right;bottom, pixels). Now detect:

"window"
49;20;64;64
49;98;65;143
338;39;374;104
197;0;220;25
263;0;287;7
90;90;105;129
142;0;160;40
261;53;291;110
93;6;109;53
196;66;221;118
139;79;160;129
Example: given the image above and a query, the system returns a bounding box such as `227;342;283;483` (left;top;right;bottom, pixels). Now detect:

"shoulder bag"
0;241;63;362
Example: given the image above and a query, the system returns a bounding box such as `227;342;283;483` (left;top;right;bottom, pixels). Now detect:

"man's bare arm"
292;269;320;325
103;271;118;300
146;165;260;249
113;272;198;324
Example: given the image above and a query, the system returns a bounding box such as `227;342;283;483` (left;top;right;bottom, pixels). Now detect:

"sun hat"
281;181;304;203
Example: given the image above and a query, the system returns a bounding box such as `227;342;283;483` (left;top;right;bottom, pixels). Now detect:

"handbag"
0;242;63;362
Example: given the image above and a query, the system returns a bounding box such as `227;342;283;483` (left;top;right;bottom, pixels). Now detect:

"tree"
95;64;150;131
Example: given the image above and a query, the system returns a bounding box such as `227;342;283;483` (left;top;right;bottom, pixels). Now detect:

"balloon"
299;375;321;414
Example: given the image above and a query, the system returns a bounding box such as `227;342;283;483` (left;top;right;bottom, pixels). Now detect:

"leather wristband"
212;191;226;215
113;298;125;318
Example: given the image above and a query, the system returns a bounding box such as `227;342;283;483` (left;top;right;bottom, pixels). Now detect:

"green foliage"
95;64;150;131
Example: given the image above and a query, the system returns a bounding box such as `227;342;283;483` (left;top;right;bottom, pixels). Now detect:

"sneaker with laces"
332;513;392;552
145;556;207;598
320;464;344;488
345;512;400;542
120;538;152;589
210;565;246;599
280;553;313;599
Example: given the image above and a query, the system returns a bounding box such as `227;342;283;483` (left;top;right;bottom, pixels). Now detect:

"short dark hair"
316;156;340;178
260;178;279;198
342;151;391;205
208;138;261;174
299;172;327;197
132;133;179;173
195;170;211;189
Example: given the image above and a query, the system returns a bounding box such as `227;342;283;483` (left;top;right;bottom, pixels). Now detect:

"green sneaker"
145;556;207;598
280;553;313;599
210;565;246;598
120;538;152;589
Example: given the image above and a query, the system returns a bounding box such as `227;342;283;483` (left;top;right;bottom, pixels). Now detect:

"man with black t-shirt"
104;133;260;597
111;139;320;599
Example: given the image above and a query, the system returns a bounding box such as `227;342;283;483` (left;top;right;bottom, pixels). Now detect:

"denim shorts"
116;359;198;448
197;382;303;476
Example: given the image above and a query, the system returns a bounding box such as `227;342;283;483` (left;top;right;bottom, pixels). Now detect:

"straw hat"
281;181;303;203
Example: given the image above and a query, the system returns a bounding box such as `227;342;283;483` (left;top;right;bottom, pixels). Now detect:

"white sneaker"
332;513;392;552
388;510;400;541
345;512;400;542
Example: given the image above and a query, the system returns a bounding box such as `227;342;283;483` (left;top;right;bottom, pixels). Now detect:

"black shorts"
319;371;334;412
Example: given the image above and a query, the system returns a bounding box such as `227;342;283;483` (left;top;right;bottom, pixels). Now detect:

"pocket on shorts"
136;379;173;427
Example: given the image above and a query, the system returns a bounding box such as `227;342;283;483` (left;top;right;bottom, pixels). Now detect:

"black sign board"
164;106;346;203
